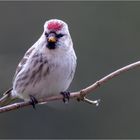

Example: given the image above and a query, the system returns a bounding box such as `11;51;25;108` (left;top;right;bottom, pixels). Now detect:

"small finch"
0;19;77;108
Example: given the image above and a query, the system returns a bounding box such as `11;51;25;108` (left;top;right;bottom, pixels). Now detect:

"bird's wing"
13;46;35;81
3;88;13;95
1;47;35;97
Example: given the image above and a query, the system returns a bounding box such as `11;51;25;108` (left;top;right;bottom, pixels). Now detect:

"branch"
1;60;140;113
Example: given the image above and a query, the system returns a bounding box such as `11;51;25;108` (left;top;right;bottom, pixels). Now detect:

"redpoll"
0;19;77;108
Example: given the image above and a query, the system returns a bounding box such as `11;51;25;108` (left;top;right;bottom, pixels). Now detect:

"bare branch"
0;60;140;113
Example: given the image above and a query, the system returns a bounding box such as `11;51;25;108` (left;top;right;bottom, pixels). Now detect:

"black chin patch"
47;42;56;49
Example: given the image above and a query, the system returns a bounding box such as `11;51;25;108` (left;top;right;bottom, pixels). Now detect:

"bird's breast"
13;50;76;100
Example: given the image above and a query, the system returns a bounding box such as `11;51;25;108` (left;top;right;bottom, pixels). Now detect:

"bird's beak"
48;36;57;43
47;33;57;49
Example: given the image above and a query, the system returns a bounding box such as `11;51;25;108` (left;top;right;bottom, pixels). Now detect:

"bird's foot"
29;95;38;109
60;91;70;103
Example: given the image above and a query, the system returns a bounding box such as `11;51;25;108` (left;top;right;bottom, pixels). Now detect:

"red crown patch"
47;21;63;31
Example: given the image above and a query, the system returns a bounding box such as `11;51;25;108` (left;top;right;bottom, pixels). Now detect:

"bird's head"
43;19;72;50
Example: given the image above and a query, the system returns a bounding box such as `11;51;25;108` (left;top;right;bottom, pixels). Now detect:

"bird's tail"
0;88;17;107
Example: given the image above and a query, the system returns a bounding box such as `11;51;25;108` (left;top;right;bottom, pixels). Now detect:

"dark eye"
56;34;64;38
45;32;48;37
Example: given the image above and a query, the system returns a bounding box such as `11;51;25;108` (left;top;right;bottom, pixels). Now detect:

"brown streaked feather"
25;47;35;57
13;48;50;93
13;47;35;80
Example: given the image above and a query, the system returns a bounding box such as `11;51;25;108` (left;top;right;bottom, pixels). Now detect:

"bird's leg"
29;95;38;109
60;91;70;103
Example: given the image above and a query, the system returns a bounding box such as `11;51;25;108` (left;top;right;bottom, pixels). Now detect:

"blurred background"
0;1;140;139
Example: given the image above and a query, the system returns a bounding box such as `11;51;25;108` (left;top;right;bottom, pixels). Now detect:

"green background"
0;1;140;138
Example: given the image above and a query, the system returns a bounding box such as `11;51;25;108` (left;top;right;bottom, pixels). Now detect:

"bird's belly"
32;68;72;99
14;62;72;101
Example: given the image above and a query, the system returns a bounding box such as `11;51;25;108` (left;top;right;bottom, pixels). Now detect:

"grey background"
0;1;140;139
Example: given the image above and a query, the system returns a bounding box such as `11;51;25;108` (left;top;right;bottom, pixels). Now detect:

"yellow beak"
48;36;57;43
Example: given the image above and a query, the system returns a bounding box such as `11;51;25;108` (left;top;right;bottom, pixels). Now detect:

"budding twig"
0;60;140;113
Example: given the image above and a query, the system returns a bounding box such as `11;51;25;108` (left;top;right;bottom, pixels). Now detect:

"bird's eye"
45;32;48;37
56;34;64;38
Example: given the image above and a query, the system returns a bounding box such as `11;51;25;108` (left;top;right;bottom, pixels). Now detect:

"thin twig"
0;60;140;113
83;97;100;106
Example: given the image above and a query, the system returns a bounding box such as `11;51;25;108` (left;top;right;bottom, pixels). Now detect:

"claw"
29;95;38;109
60;91;70;103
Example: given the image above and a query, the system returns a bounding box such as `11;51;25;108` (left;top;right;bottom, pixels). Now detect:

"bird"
0;19;77;108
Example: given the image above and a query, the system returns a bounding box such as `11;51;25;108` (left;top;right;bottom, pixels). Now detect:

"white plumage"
1;19;77;105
